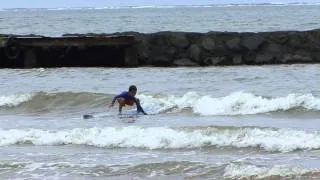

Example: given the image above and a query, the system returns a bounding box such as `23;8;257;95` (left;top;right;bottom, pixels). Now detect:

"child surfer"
110;85;147;115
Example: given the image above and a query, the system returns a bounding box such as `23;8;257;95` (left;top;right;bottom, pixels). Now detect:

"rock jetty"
0;29;319;68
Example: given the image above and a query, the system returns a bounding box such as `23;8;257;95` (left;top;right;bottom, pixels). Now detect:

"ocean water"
1;4;320;180
0;4;320;36
0;65;320;179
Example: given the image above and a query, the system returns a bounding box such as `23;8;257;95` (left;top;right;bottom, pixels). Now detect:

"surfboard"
83;111;144;121
82;112;112;119
83;114;94;119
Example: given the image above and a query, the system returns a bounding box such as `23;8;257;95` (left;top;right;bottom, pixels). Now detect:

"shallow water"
0;65;319;179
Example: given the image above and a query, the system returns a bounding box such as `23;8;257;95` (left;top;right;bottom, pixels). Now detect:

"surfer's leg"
117;98;126;114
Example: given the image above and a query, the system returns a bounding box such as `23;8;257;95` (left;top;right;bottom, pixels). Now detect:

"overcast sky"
0;0;319;8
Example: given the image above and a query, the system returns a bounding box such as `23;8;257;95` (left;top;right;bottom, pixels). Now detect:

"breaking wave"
224;163;320;179
1;160;319;179
139;92;320;115
0;93;35;107
0;92;108;112
1;91;319;115
1;126;320;152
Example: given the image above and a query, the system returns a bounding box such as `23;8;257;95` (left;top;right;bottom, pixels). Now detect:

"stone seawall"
128;30;320;66
1;30;320;68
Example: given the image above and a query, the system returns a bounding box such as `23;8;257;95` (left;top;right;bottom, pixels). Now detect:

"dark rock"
0;40;6;48
226;37;241;50
315;52;320;62
264;43;285;62
173;58;198;66
147;44;177;65
24;49;37;68
1;30;320;68
266;43;283;53
255;53;275;64
233;55;243;65
242;35;265;51
151;56;172;66
189;44;202;63
268;32;290;44
201;37;215;51
282;51;313;63
204;56;226;65
288;37;301;49
170;33;190;49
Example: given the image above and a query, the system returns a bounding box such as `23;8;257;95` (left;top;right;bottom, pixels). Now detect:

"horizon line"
1;2;320;10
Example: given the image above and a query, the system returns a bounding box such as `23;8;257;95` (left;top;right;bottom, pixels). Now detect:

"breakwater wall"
1;30;320;68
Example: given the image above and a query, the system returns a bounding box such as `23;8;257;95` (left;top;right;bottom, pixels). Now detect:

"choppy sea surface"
0;4;320;36
0;65;320;179
1;3;320;179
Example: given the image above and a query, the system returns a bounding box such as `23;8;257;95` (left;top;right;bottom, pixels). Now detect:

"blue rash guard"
111;91;147;115
111;91;136;105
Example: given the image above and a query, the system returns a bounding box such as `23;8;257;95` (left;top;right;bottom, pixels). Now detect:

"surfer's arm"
134;98;147;115
111;95;124;114
118;105;123;114
111;94;121;107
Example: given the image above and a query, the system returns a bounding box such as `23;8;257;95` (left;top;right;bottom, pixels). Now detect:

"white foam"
194;92;320;115
0;93;34;107
1;127;320;152
138;92;200;114
138;92;320;115
224;163;319;179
